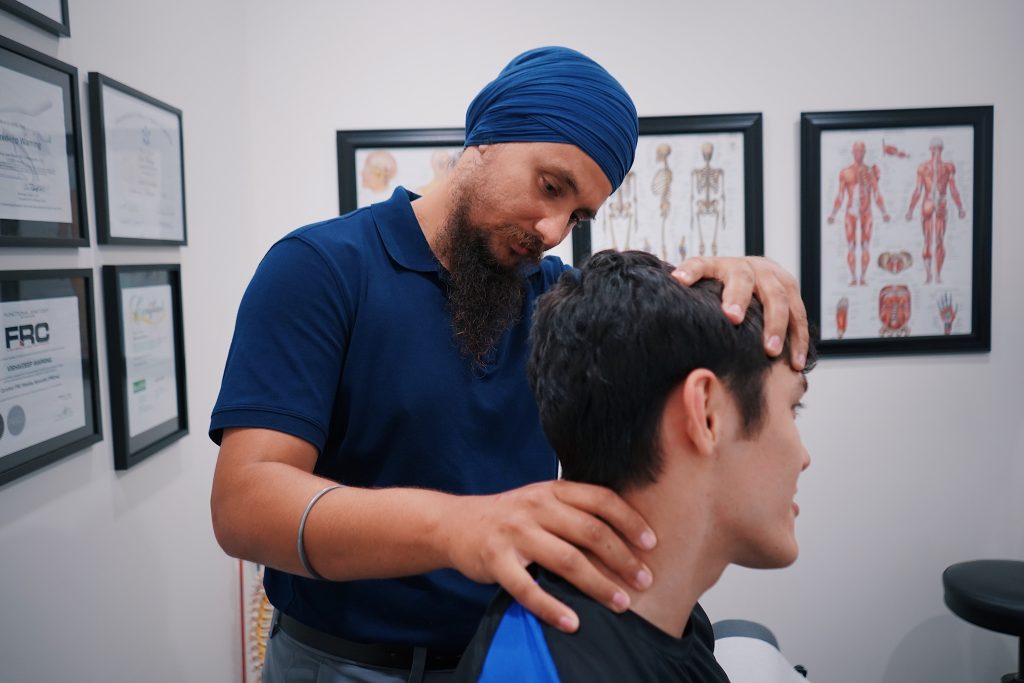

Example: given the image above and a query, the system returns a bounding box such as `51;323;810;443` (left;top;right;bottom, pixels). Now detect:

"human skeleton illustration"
603;170;637;250
905;138;966;285
690;142;725;257
827;141;890;286
246;563;272;681
651;144;673;260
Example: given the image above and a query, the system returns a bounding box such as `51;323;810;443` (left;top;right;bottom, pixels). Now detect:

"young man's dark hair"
456;250;815;683
528;249;817;492
455;249;817;682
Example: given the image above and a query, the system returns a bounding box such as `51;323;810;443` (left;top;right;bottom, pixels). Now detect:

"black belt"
276;612;464;671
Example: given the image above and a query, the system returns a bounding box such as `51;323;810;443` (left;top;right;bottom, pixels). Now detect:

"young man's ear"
678;369;725;457
655;370;720;462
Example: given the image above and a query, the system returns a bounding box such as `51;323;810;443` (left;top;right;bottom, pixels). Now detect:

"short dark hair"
528;250;816;492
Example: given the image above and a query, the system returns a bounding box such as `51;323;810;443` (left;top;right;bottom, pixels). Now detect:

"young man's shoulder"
454;567;730;683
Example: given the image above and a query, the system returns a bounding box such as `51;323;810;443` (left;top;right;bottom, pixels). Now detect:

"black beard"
438;204;531;366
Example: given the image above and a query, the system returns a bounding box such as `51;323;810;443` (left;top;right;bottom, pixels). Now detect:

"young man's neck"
616;474;729;639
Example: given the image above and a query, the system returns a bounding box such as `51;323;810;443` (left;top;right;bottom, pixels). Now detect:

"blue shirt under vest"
210;188;565;649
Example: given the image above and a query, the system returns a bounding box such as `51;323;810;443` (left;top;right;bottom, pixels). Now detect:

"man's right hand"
213;428;655;634
442;480;656;633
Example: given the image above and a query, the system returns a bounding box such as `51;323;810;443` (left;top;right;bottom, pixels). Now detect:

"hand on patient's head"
528;250;816;492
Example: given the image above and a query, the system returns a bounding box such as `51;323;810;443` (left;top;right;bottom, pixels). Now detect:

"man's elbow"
210;480;248;559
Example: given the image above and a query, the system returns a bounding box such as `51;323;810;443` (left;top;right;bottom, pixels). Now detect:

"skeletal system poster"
591;131;746;262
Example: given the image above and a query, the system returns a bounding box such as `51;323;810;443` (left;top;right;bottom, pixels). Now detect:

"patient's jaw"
712;363;810;570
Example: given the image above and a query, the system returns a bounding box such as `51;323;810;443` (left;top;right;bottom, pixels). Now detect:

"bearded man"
209;46;809;683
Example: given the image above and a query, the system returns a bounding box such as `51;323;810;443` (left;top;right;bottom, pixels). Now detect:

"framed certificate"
801;106;993;356
89;73;187;245
103;265;188;470
0;269;101;487
337;127;464;213
0;35;87;246
0;0;69;37
572;114;764;266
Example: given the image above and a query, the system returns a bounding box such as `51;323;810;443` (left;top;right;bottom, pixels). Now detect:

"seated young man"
453;250;816;682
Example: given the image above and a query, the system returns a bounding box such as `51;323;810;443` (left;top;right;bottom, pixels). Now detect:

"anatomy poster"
240;561;271;683
819;126;974;341
591;131;747;263
354;146;461;207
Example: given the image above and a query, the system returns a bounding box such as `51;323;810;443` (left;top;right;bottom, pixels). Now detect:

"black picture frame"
0;269;101;487
0;0;70;37
0;35;87;246
572;113;764;266
89;73;187;246
801;106;993;356
337;127;465;214
102;264;188;470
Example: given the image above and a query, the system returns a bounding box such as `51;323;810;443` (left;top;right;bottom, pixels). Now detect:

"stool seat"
943;560;1024;637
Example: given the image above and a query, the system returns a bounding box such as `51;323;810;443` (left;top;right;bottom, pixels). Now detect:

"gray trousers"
262;627;457;683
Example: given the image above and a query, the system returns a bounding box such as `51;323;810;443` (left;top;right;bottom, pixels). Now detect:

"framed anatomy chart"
801;106;993;356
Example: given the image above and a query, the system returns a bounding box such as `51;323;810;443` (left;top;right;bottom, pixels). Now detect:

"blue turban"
465;46;638;192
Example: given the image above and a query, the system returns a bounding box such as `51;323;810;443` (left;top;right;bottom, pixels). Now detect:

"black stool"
943;560;1024;682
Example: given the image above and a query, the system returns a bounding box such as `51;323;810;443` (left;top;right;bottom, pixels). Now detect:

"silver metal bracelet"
297;484;342;581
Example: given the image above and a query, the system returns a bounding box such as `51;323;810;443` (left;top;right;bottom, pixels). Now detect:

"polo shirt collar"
371;186;543;277
371;187;441;274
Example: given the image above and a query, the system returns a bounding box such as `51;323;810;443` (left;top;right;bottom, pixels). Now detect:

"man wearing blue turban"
211;46;809;683
464;46;639;193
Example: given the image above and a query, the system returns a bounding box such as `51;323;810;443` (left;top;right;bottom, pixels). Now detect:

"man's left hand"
672;256;809;370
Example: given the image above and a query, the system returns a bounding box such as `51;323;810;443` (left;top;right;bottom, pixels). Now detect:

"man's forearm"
210;427;658;632
303;483;461;580
212;459;458;580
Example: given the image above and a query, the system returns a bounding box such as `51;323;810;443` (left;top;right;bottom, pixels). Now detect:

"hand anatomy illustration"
827;142;890;286
937;292;958;335
690;142;725;257
905;138;967;285
651;144;673;260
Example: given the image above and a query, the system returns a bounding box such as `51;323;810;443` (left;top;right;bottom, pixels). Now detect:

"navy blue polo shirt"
210;188;565;649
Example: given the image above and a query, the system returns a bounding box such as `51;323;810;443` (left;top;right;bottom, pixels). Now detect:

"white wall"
240;1;1024;681
0;0;255;681
2;0;1022;681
